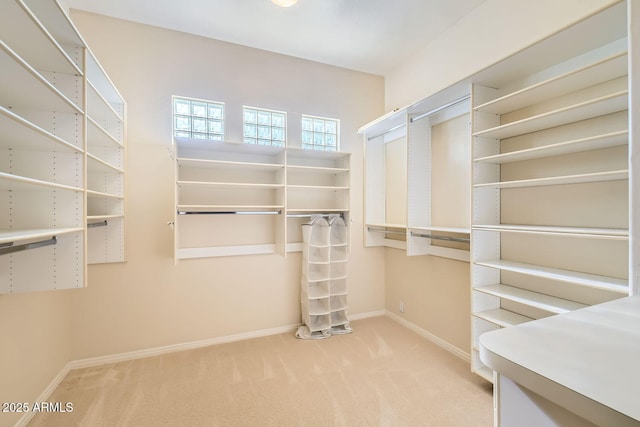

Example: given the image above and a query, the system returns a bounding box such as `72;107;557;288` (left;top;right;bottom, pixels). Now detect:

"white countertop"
480;296;640;426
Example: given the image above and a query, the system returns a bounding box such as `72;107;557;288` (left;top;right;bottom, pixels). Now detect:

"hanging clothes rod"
88;220;108;228
409;95;470;123
287;213;344;219
0;236;57;256
367;122;406;141
177;210;281;215
410;232;470;243
367;227;406;236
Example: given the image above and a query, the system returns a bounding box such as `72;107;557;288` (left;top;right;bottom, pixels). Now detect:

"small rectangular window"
243;106;286;147
173;96;225;140
302;115;339;151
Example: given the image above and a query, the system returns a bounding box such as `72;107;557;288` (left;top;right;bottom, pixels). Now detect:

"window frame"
172;95;225;141
301;114;340;152
242;105;287;147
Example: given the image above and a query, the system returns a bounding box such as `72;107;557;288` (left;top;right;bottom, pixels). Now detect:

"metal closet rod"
0;236;57;256
367;227;406;236
410;232;470;243
88;220;108;228
287;213;344;219
177;210;281;215
409;94;471;123
367;94;471;141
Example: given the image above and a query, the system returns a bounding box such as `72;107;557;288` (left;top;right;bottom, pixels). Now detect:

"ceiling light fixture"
272;0;298;7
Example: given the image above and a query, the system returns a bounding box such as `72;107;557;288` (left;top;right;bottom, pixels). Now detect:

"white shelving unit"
470;0;631;382
172;138;350;260
0;0;126;293
358;84;471;261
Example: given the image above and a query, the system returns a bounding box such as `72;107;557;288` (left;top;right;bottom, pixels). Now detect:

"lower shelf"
176;244;277;259
473;308;532;328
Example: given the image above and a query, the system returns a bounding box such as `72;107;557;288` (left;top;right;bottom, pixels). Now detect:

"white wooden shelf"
473;308;532;328
0;0;82;76
85;51;126;118
409;225;470;234
21;0;85;49
87;80;125;125
177;158;284;171
86;189;124;200
475;259;628;294
475;130;628;164
287;185;349;190
87;214;124;222
87;117;124;150
288;208;347;214
473;91;628;140
178;204;283;212
0;41;82;115
474;52;628;115
0;227;83;245
87;153;124;174
177;181;284;190
475;284;587;314
367;223;407;229
474;170;628;189
0;172;83;192
473;224;628;240
287;165;349;173
0;106;82;153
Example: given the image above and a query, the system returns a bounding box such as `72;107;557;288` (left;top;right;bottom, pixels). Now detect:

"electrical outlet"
399;301;405;313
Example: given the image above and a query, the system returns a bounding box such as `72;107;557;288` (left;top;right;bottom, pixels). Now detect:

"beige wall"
67;11;386;359
385;0;619;110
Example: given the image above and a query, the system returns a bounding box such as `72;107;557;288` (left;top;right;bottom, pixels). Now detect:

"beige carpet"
29;316;492;426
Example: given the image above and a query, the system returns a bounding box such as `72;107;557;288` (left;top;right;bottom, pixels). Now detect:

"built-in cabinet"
0;0;126;293
172;137;350;260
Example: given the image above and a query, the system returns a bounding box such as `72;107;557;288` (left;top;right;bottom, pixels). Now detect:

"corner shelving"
1;0;126;292
470;0;631;381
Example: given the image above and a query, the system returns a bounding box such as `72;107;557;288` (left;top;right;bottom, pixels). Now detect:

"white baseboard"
15;362;73;427
385;310;470;363
350;309;386;320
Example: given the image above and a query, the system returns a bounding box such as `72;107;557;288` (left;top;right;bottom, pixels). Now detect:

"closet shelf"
473;91;628;140
1;40;83;115
85;52;125;116
474;170;628;189
474;130;628;164
474;52;628;115
177;157;284;171
87;214;124;221
475;259;629;294
87;117;124;150
0;106;82;153
86;189;123;200
287;185;349;190
177;181;284;190
366;223;407;229
475;284;587;314
175;137;285;156
87;80;125;124
472;224;628;240
473;308;532;328
409;225;470;234
87;153;124;174
177;204;283;213
0;227;83;245
0;172;83;192
1;0;83;76
287;165;349;173
22;0;85;48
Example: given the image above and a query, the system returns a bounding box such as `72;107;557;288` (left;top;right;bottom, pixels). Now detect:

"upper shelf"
0;0;83;75
474;52;628;115
0;172;83;192
475;130;628;163
177;181;284;190
474;170;628;189
0;41;82;115
473;91;628;140
473;224;628;240
0;106;82;153
0;227;83;245
177;157;284;172
22;0;85;48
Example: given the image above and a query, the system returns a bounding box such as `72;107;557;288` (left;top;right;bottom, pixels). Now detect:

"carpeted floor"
29;316;493;426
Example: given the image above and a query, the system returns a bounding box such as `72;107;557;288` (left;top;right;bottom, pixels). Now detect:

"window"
243;106;286;146
302;115;339;151
173;96;225;140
